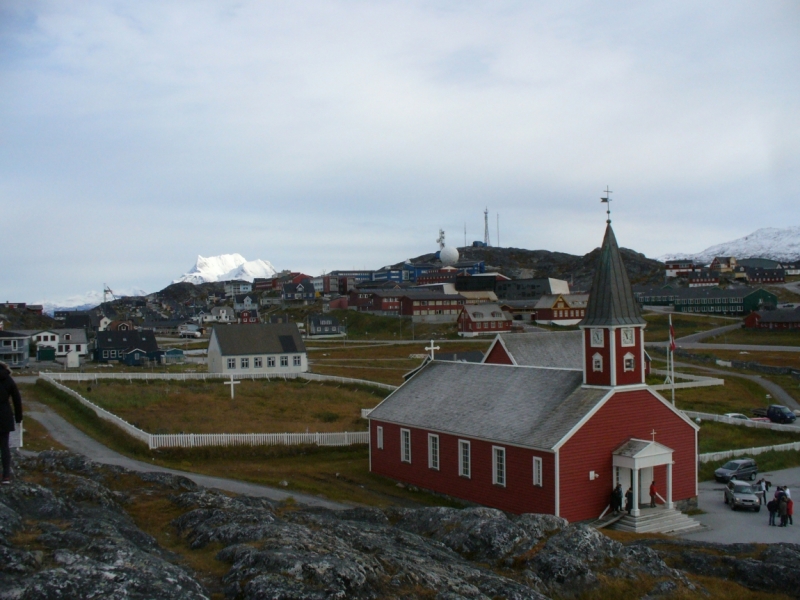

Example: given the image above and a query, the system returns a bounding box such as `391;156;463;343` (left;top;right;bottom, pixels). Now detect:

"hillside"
408;245;665;291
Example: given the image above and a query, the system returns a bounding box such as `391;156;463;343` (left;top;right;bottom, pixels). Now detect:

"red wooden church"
368;223;698;523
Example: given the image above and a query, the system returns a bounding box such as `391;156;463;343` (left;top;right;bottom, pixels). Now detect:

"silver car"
724;479;761;512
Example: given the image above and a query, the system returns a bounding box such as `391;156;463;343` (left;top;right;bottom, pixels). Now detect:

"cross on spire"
600;186;612;224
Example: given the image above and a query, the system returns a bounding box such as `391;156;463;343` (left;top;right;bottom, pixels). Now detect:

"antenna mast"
497;213;500;248
484;208;491;246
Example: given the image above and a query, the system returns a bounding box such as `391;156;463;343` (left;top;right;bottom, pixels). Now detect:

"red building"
744;308;800;330
457;304;512;337
349;289;466;322
533;293;589;325
238;310;260;324
369;223;697;524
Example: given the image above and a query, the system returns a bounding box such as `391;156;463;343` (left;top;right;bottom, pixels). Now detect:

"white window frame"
428;434;439;470
376;426;383;450
254;357;263;368
400;428;411;463
592;352;603;372
267;356;276;367
227;358;236;369
458;440;471;478
533;456;543;487
492;446;506;487
280;355;288;367
102;350;109;358
623;352;635;372
293;355;301;367
241;357;249;369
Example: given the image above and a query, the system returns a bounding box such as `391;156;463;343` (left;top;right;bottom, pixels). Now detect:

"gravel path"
24;400;348;510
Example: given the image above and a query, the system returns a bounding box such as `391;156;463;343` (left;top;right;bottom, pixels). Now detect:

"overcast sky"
2;1;798;303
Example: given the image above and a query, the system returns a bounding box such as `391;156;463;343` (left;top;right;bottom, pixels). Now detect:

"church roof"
580;224;646;327
369;361;608;450
487;331;583;369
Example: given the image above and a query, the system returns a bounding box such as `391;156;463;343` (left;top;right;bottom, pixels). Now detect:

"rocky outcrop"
2;450;796;599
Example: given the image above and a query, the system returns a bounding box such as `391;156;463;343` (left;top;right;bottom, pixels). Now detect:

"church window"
227;358;235;369
533;457;543;487
293;355;301;366
280;356;288;367
592;353;603;372
376;426;384;449
241;358;249;369
401;429;411;463
254;357;263;368
268;356;276;367
623;353;635;372
428;434;439;470
458;440;471;478
493;447;506;487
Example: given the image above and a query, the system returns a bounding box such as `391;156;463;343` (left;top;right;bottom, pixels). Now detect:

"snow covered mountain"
37;288;148;315
173;254;278;285
659;226;800;264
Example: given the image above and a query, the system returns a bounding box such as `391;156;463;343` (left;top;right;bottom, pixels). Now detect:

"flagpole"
669;313;676;406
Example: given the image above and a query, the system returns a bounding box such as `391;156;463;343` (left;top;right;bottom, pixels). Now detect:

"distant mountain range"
172;254;278;285
659;226;800;264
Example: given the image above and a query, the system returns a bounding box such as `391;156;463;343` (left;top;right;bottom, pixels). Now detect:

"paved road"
23;401;347;510
682;466;800;543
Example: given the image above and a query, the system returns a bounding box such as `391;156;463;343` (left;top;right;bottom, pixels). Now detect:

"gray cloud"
1;0;798;301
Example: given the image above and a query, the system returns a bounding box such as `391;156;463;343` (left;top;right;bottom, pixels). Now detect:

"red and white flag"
669;314;676;352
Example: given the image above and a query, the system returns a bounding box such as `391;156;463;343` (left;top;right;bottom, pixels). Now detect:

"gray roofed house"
370;361;606;451
483;331;583;369
207;323;308;375
580;225;646;327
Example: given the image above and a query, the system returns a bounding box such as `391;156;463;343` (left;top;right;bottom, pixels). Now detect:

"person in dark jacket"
611;484;623;513
625;487;633;514
0;361;23;484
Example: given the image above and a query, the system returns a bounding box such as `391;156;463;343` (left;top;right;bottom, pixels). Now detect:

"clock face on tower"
621;327;635;347
590;329;604;347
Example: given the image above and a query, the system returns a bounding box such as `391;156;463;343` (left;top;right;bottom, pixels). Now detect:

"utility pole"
484;208;491;246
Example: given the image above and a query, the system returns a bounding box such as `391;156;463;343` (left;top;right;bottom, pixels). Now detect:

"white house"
27;329;90;358
207;323;308;375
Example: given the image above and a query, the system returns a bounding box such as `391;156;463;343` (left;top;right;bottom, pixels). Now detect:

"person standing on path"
649;480;658;508
0;361;23;484
768;498;778;526
625;487;633;514
779;494;789;527
788;496;794;526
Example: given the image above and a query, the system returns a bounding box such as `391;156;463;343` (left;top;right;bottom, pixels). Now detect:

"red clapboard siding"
370;421;555;515
483;342;514;365
614;327;643;386
584;329;611;386
559;388;696;523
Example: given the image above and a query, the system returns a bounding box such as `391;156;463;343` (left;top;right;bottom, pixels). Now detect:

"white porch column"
666;462;674;509
631;467;640;517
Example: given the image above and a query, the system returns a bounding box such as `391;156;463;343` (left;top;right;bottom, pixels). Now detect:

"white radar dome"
439;245;459;266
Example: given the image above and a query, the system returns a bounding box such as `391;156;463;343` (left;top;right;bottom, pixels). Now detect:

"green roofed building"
632;285;777;315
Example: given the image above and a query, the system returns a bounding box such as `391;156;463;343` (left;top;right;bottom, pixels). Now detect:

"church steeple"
580;221;647;387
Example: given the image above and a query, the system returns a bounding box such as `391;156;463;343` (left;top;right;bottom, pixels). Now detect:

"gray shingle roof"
580;224;646;327
212;324;306;356
369;361;608;450
493;331;583;369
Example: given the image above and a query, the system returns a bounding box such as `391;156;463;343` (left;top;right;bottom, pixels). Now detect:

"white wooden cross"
425;340;440;360
650;429;657;442
224;375;240;399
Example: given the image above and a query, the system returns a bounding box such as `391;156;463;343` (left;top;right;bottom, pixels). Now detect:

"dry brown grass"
683;348;800;369
310;364;411;386
706;327;800;347
672;376;770;414
67;379;383;434
21;415;68;452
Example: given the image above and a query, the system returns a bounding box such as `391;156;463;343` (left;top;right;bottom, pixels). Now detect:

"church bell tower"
579;201;647;387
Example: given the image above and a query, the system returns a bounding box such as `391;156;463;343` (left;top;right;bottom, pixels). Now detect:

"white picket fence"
699;442;800;463
40;374;370;450
650;369;724;391
685;411;800;433
41;370;398;391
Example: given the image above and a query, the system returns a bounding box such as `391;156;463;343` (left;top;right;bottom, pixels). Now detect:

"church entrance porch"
613;438;674;517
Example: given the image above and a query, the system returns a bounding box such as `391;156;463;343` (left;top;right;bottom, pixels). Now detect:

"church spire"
580;223;646;327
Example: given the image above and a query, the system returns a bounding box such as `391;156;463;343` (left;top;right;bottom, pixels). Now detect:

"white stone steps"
609;508;704;534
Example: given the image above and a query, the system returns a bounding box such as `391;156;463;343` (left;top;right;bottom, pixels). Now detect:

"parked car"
752;405;797;424
179;331;201;338
714;458;758;483
724;413;751;421
724;480;761;512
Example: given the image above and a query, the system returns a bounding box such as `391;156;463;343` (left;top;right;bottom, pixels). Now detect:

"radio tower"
484;208;491;246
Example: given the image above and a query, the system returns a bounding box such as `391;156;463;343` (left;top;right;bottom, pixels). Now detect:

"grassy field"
763;284;800;303
643;313;734;342
24;382;461;508
63;378;385;434
671;376;772;415
681;348;800;369
706;327;800;347
698;420;800;453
